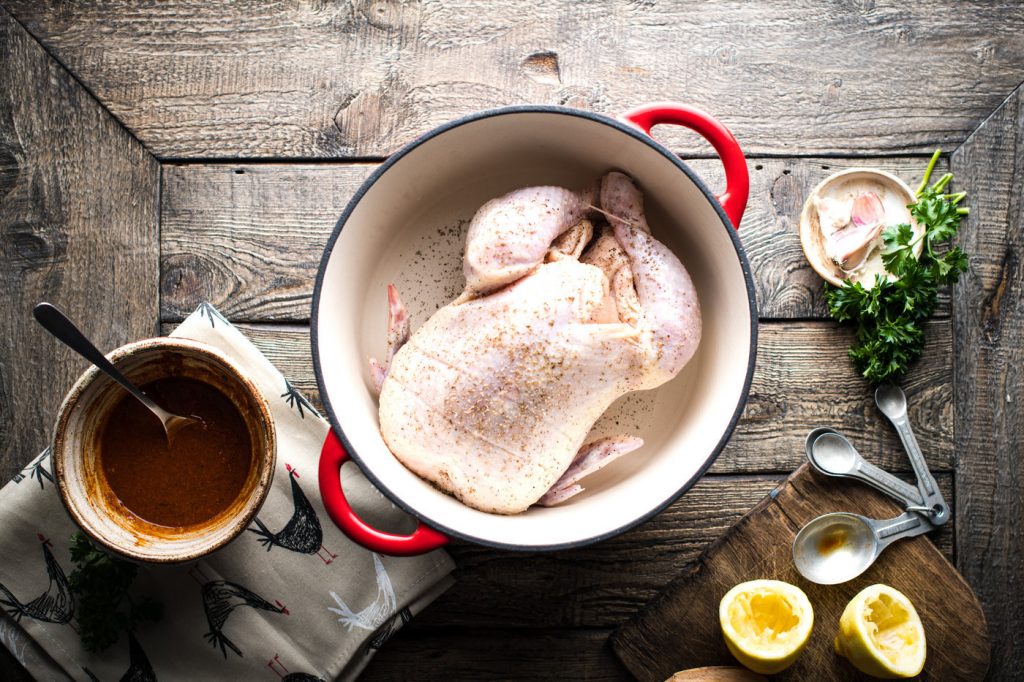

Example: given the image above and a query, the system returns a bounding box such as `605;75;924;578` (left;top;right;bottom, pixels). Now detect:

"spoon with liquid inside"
33;303;200;443
792;510;933;585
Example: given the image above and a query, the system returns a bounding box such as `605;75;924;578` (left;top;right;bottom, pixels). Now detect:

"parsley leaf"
68;533;163;653
824;151;970;383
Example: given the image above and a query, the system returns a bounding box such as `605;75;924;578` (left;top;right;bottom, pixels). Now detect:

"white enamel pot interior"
313;105;756;553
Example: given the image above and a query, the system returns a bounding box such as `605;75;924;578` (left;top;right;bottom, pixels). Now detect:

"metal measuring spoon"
874;385;949;525
805;427;930;512
33;303;200;443
792;510;933;584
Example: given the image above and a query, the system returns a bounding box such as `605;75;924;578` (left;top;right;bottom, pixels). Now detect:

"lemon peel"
835;584;926;678
718;579;814;674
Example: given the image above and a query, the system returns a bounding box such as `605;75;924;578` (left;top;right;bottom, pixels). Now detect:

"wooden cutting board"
611;464;989;681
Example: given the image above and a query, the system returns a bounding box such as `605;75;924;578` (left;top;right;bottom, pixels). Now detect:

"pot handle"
318;429;449;556
618;102;749;229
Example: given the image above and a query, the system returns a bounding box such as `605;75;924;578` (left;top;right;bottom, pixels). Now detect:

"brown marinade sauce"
99;377;252;528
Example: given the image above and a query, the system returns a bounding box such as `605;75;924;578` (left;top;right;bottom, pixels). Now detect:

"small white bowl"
52;338;276;563
799;168;923;287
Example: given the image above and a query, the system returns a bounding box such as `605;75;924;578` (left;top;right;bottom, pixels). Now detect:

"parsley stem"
947;191;966;205
957;207;970;215
907;232;927;249
932;173;953;193
916;150;942;195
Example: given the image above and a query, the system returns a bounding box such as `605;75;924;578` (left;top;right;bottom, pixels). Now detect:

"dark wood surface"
0;8;159;485
1;2;1020;680
5;1;1024;158
951;82;1024;678
611;465;986;681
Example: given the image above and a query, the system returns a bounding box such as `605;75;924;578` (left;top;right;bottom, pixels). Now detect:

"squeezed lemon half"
719;579;814;674
835;584;926;678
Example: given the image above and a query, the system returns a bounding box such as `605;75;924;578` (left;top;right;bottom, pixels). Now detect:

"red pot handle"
318;429;449;556
618;102;749;229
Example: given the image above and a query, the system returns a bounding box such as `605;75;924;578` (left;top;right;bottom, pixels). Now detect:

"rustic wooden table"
2;2;1021;680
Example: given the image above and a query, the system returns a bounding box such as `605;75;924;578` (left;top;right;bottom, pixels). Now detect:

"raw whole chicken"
370;172;701;514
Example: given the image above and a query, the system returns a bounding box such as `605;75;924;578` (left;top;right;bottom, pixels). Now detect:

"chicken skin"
373;173;701;514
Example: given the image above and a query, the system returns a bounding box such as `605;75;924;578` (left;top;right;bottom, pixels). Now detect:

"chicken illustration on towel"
201;580;288;658
249;465;337;564
328;554;396;632
371;172;701;514
0;535;73;624
368;607;412;650
12;449;54;490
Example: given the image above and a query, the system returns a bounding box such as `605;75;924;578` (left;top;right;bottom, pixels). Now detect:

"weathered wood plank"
951;83;1024;681
7;1;1024;159
163;318;953;474
420;474;953;629
160;157;950;322
160;163;372;322
0;8;159;483
718;317;954;473
364;627;630;681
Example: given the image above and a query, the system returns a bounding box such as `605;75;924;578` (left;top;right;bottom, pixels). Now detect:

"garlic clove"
825;192;886;270
850;192;885;227
814;195;853;235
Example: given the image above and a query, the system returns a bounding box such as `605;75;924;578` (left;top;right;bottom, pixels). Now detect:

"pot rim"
52;336;278;563
311;104;758;550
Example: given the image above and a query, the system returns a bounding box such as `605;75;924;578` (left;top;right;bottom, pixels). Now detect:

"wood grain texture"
420;474;952;630
6;1;1024;159
718;318;953;473
159;157;950;322
612;465;984;682
0;8;159;483
951;83;1024;681
166;318;953;475
160;163;372;322
0;1;1014;678
363;627;631;681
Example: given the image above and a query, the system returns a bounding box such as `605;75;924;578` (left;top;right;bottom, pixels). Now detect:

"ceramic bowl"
799;168;923;287
52;337;276;563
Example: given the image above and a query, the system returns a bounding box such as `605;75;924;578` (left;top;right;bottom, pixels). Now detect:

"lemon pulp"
835;584;926;678
719;580;813;674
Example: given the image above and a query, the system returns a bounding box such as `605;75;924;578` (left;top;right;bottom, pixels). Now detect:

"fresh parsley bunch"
824;151;970;383
68;532;163;652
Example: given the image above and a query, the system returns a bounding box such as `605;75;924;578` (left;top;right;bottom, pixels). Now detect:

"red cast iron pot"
313;103;756;555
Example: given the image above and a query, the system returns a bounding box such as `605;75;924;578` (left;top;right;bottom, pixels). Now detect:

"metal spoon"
874;385;949;525
33;303;199;443
793;510;933;585
805;427;929;511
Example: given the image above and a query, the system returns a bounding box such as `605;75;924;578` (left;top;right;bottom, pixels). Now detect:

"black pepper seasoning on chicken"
371;173;701;514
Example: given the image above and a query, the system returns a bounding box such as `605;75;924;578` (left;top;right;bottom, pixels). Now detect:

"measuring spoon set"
792;385;947;584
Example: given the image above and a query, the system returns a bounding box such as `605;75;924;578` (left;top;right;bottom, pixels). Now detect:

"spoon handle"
854;458;925;507
888;414;949;524
33;303;168;420
870;511;933;550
